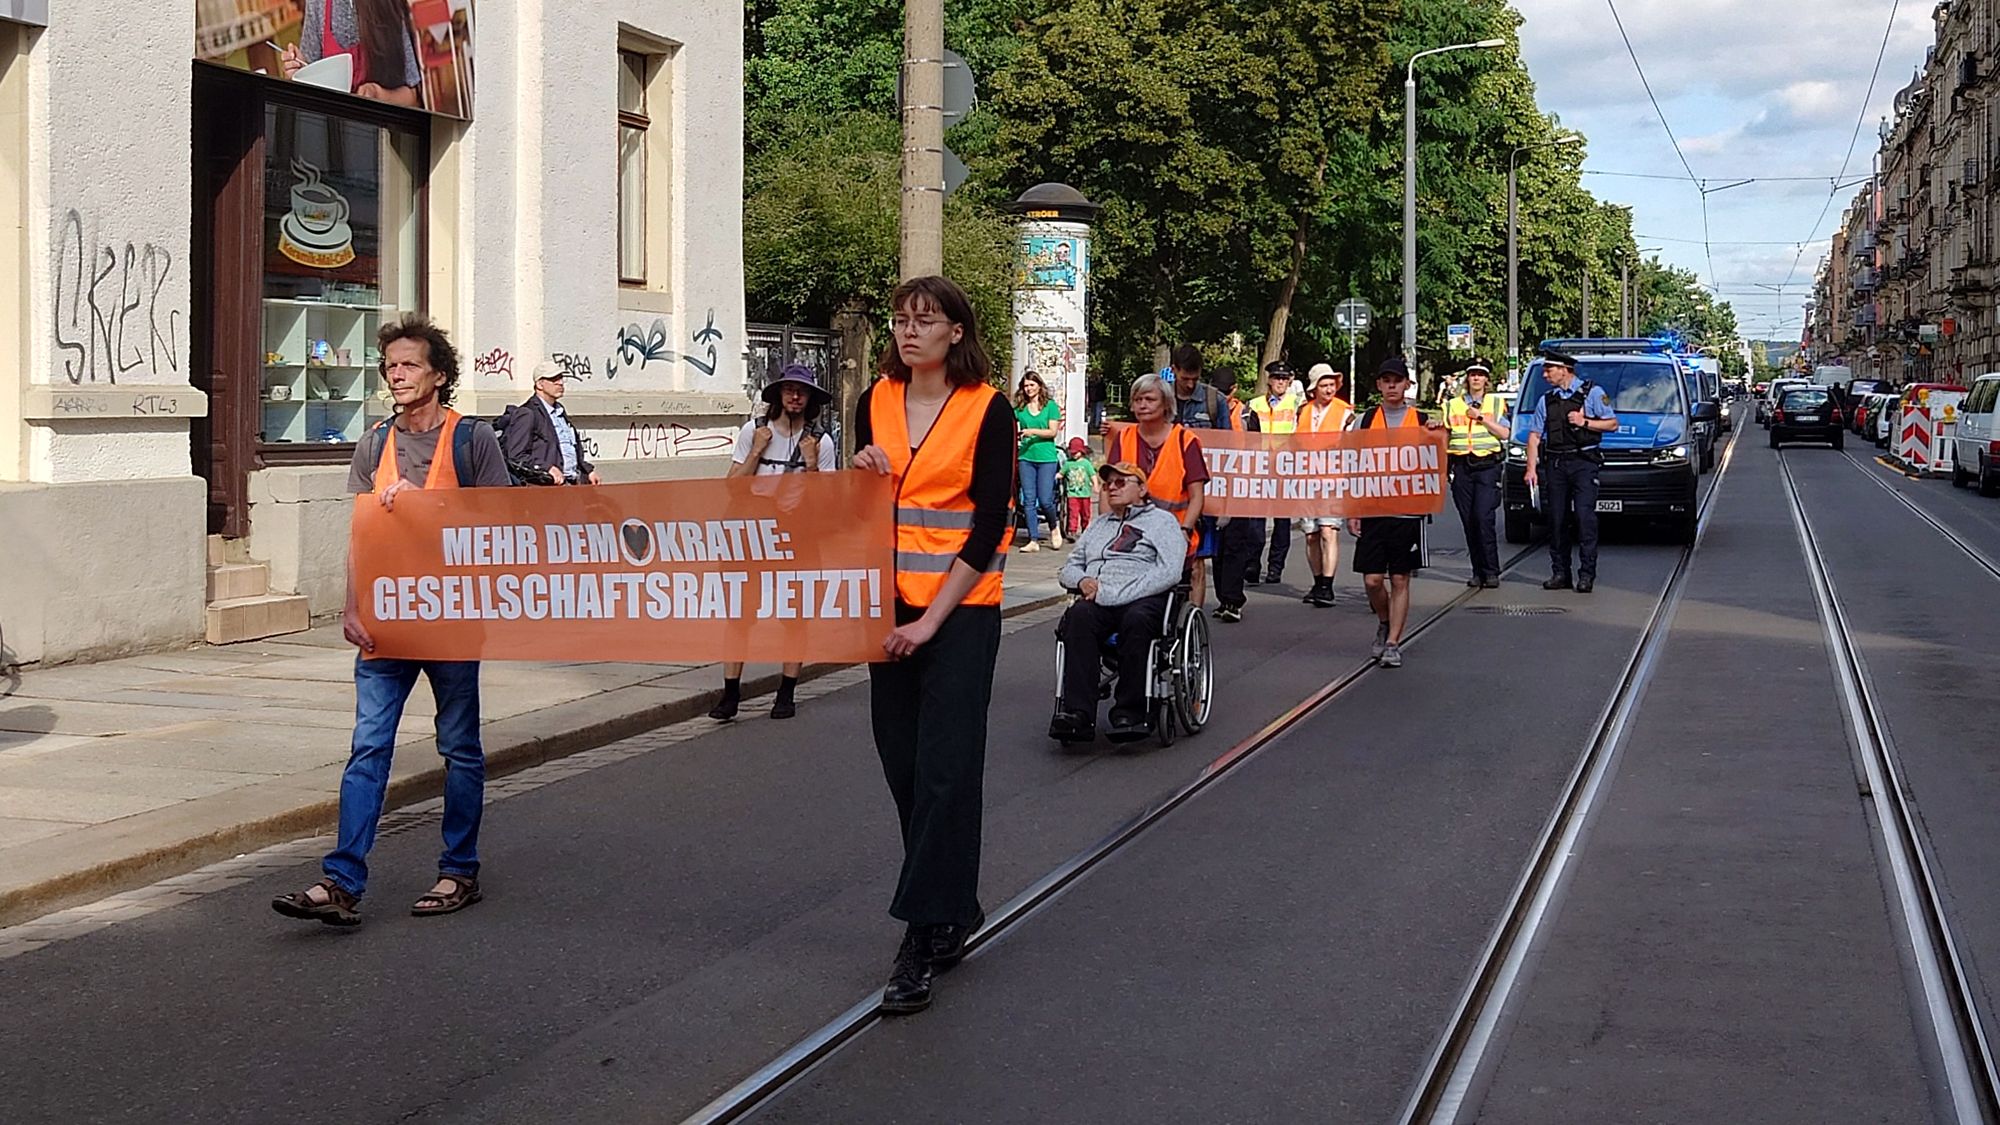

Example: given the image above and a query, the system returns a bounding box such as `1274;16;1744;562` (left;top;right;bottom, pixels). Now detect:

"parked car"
1682;370;1719;473
1758;378;1809;427
1872;393;1899;447
1769;386;1844;449
1856;392;1898;439
1949;373;2000;496
1839;379;1890;431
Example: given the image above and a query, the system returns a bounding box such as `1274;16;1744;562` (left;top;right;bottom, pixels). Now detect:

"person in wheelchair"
1049;460;1188;743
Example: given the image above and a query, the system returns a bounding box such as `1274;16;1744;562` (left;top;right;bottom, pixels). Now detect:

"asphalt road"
14;415;2000;1124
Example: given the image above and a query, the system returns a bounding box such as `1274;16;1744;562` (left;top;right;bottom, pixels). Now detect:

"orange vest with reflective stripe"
1365;405;1424;429
1112;424;1201;555
871;380;1006;608
373;410;463;493
1300;398;1352;433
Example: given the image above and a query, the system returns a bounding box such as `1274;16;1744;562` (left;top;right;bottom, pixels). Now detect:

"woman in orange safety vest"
1297;366;1353;607
851;275;1015;1016
1108;372;1209;568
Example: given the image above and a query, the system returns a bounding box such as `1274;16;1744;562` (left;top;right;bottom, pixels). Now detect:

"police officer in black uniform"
1524;350;1619;593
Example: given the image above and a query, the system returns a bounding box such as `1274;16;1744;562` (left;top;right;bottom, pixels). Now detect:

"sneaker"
1020;540;1042;553
1309;581;1337;608
1379;643;1403;668
1265;570;1284;585
1371;621;1390;659
1214;604;1242;623
1050;528;1063;549
1481;577;1502;589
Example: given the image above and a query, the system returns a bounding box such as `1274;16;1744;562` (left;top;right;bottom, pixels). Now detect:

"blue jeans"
323;657;485;897
1019;459;1061;540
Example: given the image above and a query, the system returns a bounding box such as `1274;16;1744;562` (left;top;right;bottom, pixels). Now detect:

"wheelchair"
1051;586;1214;748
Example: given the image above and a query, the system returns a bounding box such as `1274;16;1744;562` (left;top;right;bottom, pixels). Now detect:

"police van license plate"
1595;500;1623;513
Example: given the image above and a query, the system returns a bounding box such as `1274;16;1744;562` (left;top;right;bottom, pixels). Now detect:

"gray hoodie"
1057;500;1186;607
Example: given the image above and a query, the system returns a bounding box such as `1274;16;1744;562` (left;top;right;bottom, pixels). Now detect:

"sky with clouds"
1513;0;1934;343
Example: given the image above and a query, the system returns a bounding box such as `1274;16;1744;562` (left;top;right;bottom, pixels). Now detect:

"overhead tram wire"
1603;0;1719;289
1778;0;1904;302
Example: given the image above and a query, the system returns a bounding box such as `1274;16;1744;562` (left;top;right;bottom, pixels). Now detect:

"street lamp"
1507;133;1585;368
1405;37;1508;367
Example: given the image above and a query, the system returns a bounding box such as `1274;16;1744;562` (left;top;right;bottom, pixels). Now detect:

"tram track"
1395;422;1745;1124
686;430;1740;1124
1838;449;2000;582
1782;451;2000;1122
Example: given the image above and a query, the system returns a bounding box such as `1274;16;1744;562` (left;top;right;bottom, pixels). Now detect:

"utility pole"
1620;258;1630;337
1405;39;1506;367
900;0;944;279
1581;265;1590;337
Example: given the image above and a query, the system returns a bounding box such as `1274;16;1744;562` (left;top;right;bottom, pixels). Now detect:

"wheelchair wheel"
1170;603;1213;735
1154;698;1176;747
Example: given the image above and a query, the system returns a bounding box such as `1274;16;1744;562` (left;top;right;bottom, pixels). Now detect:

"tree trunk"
832;298;874;463
1259;153;1329;391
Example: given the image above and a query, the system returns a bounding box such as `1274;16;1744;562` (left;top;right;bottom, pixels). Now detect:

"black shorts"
1353;518;1426;575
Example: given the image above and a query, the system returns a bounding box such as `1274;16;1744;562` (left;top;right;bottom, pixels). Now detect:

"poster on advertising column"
350;472;897;664
196;0;477;119
1107;424;1449;519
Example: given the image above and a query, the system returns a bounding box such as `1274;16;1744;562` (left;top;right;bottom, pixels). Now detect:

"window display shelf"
262;298;383;445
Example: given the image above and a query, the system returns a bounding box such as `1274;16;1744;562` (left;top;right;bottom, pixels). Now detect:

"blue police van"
1503;339;1716;546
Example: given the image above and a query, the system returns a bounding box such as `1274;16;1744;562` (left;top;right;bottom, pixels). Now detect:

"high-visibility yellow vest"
1445;393;1507;456
1248;394;1298;434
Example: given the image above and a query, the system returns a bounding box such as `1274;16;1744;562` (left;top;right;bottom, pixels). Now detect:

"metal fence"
745;323;842;447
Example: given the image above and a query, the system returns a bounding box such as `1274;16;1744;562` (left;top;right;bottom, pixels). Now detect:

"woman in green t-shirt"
1014;371;1065;551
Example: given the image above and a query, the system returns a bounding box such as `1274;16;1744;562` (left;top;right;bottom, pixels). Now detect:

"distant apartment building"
1813;0;2000;385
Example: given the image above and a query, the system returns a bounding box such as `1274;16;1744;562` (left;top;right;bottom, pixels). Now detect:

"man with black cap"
1525;349;1619;593
1246;361;1301;586
710;364;837;720
1445;358;1511;588
1347;358;1441;668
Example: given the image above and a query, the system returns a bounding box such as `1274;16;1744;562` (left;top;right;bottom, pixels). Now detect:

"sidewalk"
0;544;1074;926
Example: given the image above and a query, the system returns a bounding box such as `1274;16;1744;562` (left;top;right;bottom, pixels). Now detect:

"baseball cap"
1375;357;1411;381
1097;460;1145;482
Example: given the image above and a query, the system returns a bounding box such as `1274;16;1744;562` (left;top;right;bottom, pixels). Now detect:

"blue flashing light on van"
1504;344;1711;546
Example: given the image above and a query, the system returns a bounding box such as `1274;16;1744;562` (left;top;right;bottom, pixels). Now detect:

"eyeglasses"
891;315;950;335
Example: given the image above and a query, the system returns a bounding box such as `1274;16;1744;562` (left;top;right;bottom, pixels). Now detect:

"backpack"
370;416;486;487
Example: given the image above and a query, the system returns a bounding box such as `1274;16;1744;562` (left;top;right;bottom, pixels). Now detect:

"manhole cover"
1464;605;1570;616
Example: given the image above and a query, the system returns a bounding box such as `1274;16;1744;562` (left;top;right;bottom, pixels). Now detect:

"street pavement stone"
0;545;1073;927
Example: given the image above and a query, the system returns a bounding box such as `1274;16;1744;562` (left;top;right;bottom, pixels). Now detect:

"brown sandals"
410;875;481;918
270;878;362;927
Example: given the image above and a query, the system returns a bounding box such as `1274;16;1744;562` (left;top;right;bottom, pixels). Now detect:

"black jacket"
495;396;593;482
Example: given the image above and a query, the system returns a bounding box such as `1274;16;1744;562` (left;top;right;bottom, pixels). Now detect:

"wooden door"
190;69;264;539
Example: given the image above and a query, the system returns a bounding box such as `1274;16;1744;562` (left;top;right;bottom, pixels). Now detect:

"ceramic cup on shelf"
268;384;292;402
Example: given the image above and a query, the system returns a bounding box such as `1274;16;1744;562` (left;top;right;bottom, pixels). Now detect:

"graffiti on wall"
619;422;734;460
686;310;723;377
52;210;184;385
608;319;674;380
550;353;595;381
473;348;514;381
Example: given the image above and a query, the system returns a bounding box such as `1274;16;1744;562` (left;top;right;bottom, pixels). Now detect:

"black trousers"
1543;453;1601;580
1450;458;1503;579
1058;593;1169;724
869;601;1001;927
1213;518;1261;608
1261;519;1292;576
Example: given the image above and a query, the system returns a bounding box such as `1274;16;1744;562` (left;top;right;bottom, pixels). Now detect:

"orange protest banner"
350;472;896;664
1108;423;1449;519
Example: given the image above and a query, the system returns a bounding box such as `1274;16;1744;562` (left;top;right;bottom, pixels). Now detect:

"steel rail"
1781;452;2000;1123
1840;450;2000;583
1397;421;1745;1124
683;528;1554;1123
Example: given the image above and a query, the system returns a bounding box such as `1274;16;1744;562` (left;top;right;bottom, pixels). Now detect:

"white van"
1812;364;1853;388
1950;373;2000;495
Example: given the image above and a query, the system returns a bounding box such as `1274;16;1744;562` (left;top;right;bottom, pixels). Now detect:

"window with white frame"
618;48;650;285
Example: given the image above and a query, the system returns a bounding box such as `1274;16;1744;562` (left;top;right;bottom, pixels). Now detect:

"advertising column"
1008;184;1100;443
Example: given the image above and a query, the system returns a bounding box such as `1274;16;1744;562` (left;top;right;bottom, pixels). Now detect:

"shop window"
259;103;423;448
618;48;650;284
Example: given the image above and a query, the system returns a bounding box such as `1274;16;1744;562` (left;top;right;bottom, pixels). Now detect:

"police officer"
1445;358;1510;589
1245;361;1301;585
1524;349;1619;593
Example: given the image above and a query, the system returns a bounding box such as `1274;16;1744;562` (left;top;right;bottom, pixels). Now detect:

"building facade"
0;1;746;666
1813;0;2000;385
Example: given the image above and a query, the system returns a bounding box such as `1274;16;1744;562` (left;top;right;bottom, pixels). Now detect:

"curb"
0;593;1070;928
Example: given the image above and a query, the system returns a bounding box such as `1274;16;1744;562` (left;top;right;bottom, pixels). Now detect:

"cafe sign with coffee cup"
277;159;356;270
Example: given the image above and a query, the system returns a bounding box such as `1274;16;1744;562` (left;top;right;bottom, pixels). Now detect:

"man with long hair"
272;313;510;927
